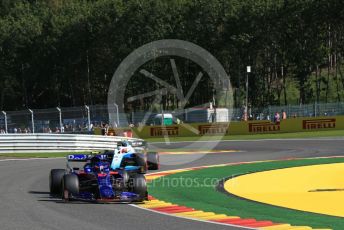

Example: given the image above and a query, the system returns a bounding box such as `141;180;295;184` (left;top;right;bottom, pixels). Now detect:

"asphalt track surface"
1;138;344;230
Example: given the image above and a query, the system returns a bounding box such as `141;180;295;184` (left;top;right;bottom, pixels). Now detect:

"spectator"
243;112;248;121
101;123;106;136
282;110;287;120
105;124;109;135
13;127;17;133
274;112;280;123
276;112;281;123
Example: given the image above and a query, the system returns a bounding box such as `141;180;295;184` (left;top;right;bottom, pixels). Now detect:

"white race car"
112;141;160;171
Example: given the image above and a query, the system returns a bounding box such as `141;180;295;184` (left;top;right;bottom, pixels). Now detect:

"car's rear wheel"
147;152;159;170
62;174;79;202
49;169;65;196
136;153;148;173
130;174;147;201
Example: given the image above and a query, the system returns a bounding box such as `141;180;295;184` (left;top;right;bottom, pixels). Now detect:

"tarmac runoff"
137;163;332;230
225;163;344;218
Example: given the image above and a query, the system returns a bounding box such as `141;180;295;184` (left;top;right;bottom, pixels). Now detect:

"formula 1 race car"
49;153;148;203
118;140;160;171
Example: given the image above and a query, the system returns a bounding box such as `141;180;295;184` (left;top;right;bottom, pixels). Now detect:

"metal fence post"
314;101;317;117
114;103;119;127
85;105;91;132
56;107;63;132
1;111;7;133
131;111;134;125
28;109;34;133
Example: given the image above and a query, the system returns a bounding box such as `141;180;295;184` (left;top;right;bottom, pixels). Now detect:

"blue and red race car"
49;146;151;203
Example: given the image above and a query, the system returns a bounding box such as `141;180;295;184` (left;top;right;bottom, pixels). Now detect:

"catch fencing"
1;102;344;133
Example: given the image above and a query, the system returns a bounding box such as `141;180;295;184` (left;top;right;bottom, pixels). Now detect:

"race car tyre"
147;152;159;170
122;170;129;185
49;169;65;195
117;169;129;185
62;174;79;201
136;153;147;173
131;174;147;201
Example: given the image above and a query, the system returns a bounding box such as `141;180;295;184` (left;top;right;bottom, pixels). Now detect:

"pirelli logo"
249;122;280;133
303;118;336;130
198;124;229;135
150;127;179;137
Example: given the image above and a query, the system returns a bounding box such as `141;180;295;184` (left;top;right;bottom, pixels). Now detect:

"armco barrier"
0;134;144;153
98;115;344;139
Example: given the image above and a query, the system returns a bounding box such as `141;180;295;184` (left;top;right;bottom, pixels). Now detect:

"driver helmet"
90;156;100;165
117;141;128;147
84;164;92;173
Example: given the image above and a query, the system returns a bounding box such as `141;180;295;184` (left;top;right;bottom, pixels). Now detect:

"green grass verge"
148;157;344;229
146;129;344;142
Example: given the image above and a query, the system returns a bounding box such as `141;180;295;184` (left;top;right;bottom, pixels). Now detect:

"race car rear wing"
129;140;147;148
67;154;109;162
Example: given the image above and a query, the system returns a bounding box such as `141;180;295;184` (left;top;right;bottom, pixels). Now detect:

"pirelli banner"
245;117;339;134
99;116;344;138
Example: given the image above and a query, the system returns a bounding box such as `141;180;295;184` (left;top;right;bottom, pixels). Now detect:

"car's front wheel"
49;169;65;196
130;174;147;201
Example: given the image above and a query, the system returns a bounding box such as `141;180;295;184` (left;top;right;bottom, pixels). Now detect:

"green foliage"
0;0;344;110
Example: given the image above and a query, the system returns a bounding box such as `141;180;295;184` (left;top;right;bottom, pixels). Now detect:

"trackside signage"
248;122;280;133
95;115;344;138
150;126;179;137
302;118;336;130
198;124;229;135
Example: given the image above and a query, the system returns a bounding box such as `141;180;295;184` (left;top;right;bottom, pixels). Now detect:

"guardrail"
0;134;145;153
